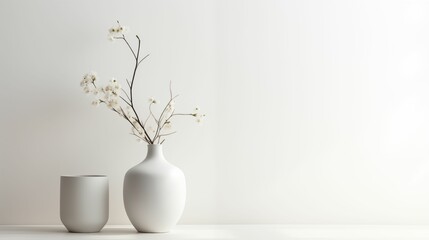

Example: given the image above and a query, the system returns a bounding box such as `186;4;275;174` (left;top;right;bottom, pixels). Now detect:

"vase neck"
144;144;166;162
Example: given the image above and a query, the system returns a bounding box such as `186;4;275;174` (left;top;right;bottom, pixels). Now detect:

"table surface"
2;225;429;240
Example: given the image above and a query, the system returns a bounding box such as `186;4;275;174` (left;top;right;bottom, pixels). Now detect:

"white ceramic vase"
60;175;109;233
123;144;186;233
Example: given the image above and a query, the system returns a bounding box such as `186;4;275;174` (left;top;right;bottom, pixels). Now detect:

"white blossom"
91;100;100;107
166;100;175;112
108;25;129;40
110;78;121;91
80;72;97;88
132;126;143;136
108;25;128;34
106;99;119;109
85;72;97;83
164;121;172;129
92;87;101;95
83;86;90;94
121;26;130;33
191;107;199;116
192;107;205;124
196;114;206;124
148;97;157;104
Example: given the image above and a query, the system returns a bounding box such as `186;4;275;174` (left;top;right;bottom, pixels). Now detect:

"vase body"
123;144;186;233
60;175;109;233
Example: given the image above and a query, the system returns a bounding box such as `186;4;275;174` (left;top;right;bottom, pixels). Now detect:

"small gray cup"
60;175;109;233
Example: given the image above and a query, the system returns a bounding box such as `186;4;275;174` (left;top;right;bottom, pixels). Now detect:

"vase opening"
61;175;107;178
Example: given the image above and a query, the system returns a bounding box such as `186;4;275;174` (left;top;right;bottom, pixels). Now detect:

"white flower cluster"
80;72;97;94
80;73;122;111
192;107;206;123
108;24;129;41
103;78;122;109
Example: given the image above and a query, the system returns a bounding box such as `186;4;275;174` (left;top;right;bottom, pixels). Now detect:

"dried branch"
153;95;179;140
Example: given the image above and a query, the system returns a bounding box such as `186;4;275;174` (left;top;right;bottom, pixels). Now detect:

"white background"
1;0;429;225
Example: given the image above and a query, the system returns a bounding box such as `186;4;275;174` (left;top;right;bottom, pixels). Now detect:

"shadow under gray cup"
60;175;109;233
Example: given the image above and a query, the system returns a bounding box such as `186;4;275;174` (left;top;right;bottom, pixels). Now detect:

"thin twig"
119;96;132;107
169;81;173;99
172;113;195;116
131;132;146;141
158;131;177;137
143;112;151;128
138;53;150;65
155;131;177;143
154;95;179;140
143;102;158;129
121;36;137;59
149;102;159;127
155;112;195;142
121;89;131;101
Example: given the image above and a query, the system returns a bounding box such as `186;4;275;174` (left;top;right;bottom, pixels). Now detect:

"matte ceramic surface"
124;145;186;233
60;175;109;233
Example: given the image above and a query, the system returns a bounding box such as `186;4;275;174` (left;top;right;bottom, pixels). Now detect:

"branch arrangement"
80;21;205;144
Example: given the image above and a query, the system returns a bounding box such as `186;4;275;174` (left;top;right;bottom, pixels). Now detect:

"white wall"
1;0;429;225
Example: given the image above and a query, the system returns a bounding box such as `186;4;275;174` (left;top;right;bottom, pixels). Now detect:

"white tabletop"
1;225;429;240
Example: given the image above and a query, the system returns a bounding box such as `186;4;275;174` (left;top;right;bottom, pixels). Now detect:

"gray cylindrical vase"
60;175;109;233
